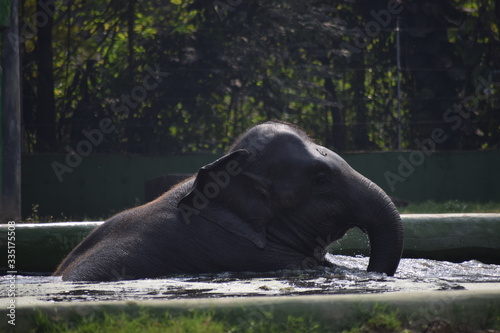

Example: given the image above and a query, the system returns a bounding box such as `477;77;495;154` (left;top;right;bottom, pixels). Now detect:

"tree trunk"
324;77;345;151
496;0;500;21
35;0;57;152
127;0;136;75
352;51;370;150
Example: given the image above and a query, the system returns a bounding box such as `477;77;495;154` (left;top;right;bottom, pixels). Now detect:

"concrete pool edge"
1;213;500;273
6;289;500;331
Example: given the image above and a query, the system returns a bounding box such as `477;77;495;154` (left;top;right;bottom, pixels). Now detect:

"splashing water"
1;255;499;304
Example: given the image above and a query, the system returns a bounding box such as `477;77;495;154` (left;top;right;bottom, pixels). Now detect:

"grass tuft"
342;304;403;333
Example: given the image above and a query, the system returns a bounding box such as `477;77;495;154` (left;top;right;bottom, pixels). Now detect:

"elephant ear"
177;149;272;249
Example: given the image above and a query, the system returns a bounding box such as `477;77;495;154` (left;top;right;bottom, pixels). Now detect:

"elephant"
54;121;404;281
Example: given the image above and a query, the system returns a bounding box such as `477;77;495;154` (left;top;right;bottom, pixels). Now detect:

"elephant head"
178;121;404;276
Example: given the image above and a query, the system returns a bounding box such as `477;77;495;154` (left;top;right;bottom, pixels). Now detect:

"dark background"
20;0;500;154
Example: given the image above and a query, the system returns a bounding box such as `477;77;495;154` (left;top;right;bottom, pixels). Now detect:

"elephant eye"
312;172;330;187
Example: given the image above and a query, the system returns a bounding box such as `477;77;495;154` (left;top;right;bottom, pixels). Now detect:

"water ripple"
1;256;499;303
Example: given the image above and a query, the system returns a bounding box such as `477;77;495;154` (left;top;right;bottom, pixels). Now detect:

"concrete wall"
22;150;500;219
345;150;500;203
22;154;217;218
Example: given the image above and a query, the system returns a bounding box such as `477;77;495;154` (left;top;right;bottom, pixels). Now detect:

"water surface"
2;255;499;304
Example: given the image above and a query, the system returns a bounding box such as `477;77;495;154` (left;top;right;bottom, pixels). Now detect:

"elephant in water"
54;122;404;281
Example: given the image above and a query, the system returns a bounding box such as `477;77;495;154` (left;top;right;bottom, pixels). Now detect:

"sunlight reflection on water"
1;255;499;303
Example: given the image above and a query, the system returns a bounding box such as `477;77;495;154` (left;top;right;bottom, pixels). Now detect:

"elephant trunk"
356;178;404;276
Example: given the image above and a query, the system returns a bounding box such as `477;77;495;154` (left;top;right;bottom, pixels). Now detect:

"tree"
29;0;57;151
20;0;500;154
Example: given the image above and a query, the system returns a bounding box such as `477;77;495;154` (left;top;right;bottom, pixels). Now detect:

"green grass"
24;304;500;333
342;304;409;333
29;310;325;333
399;200;500;214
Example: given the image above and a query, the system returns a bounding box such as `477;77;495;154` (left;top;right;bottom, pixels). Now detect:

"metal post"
396;15;402;151
1;0;21;222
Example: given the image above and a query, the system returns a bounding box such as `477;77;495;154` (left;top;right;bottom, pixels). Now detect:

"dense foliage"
20;0;500;154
